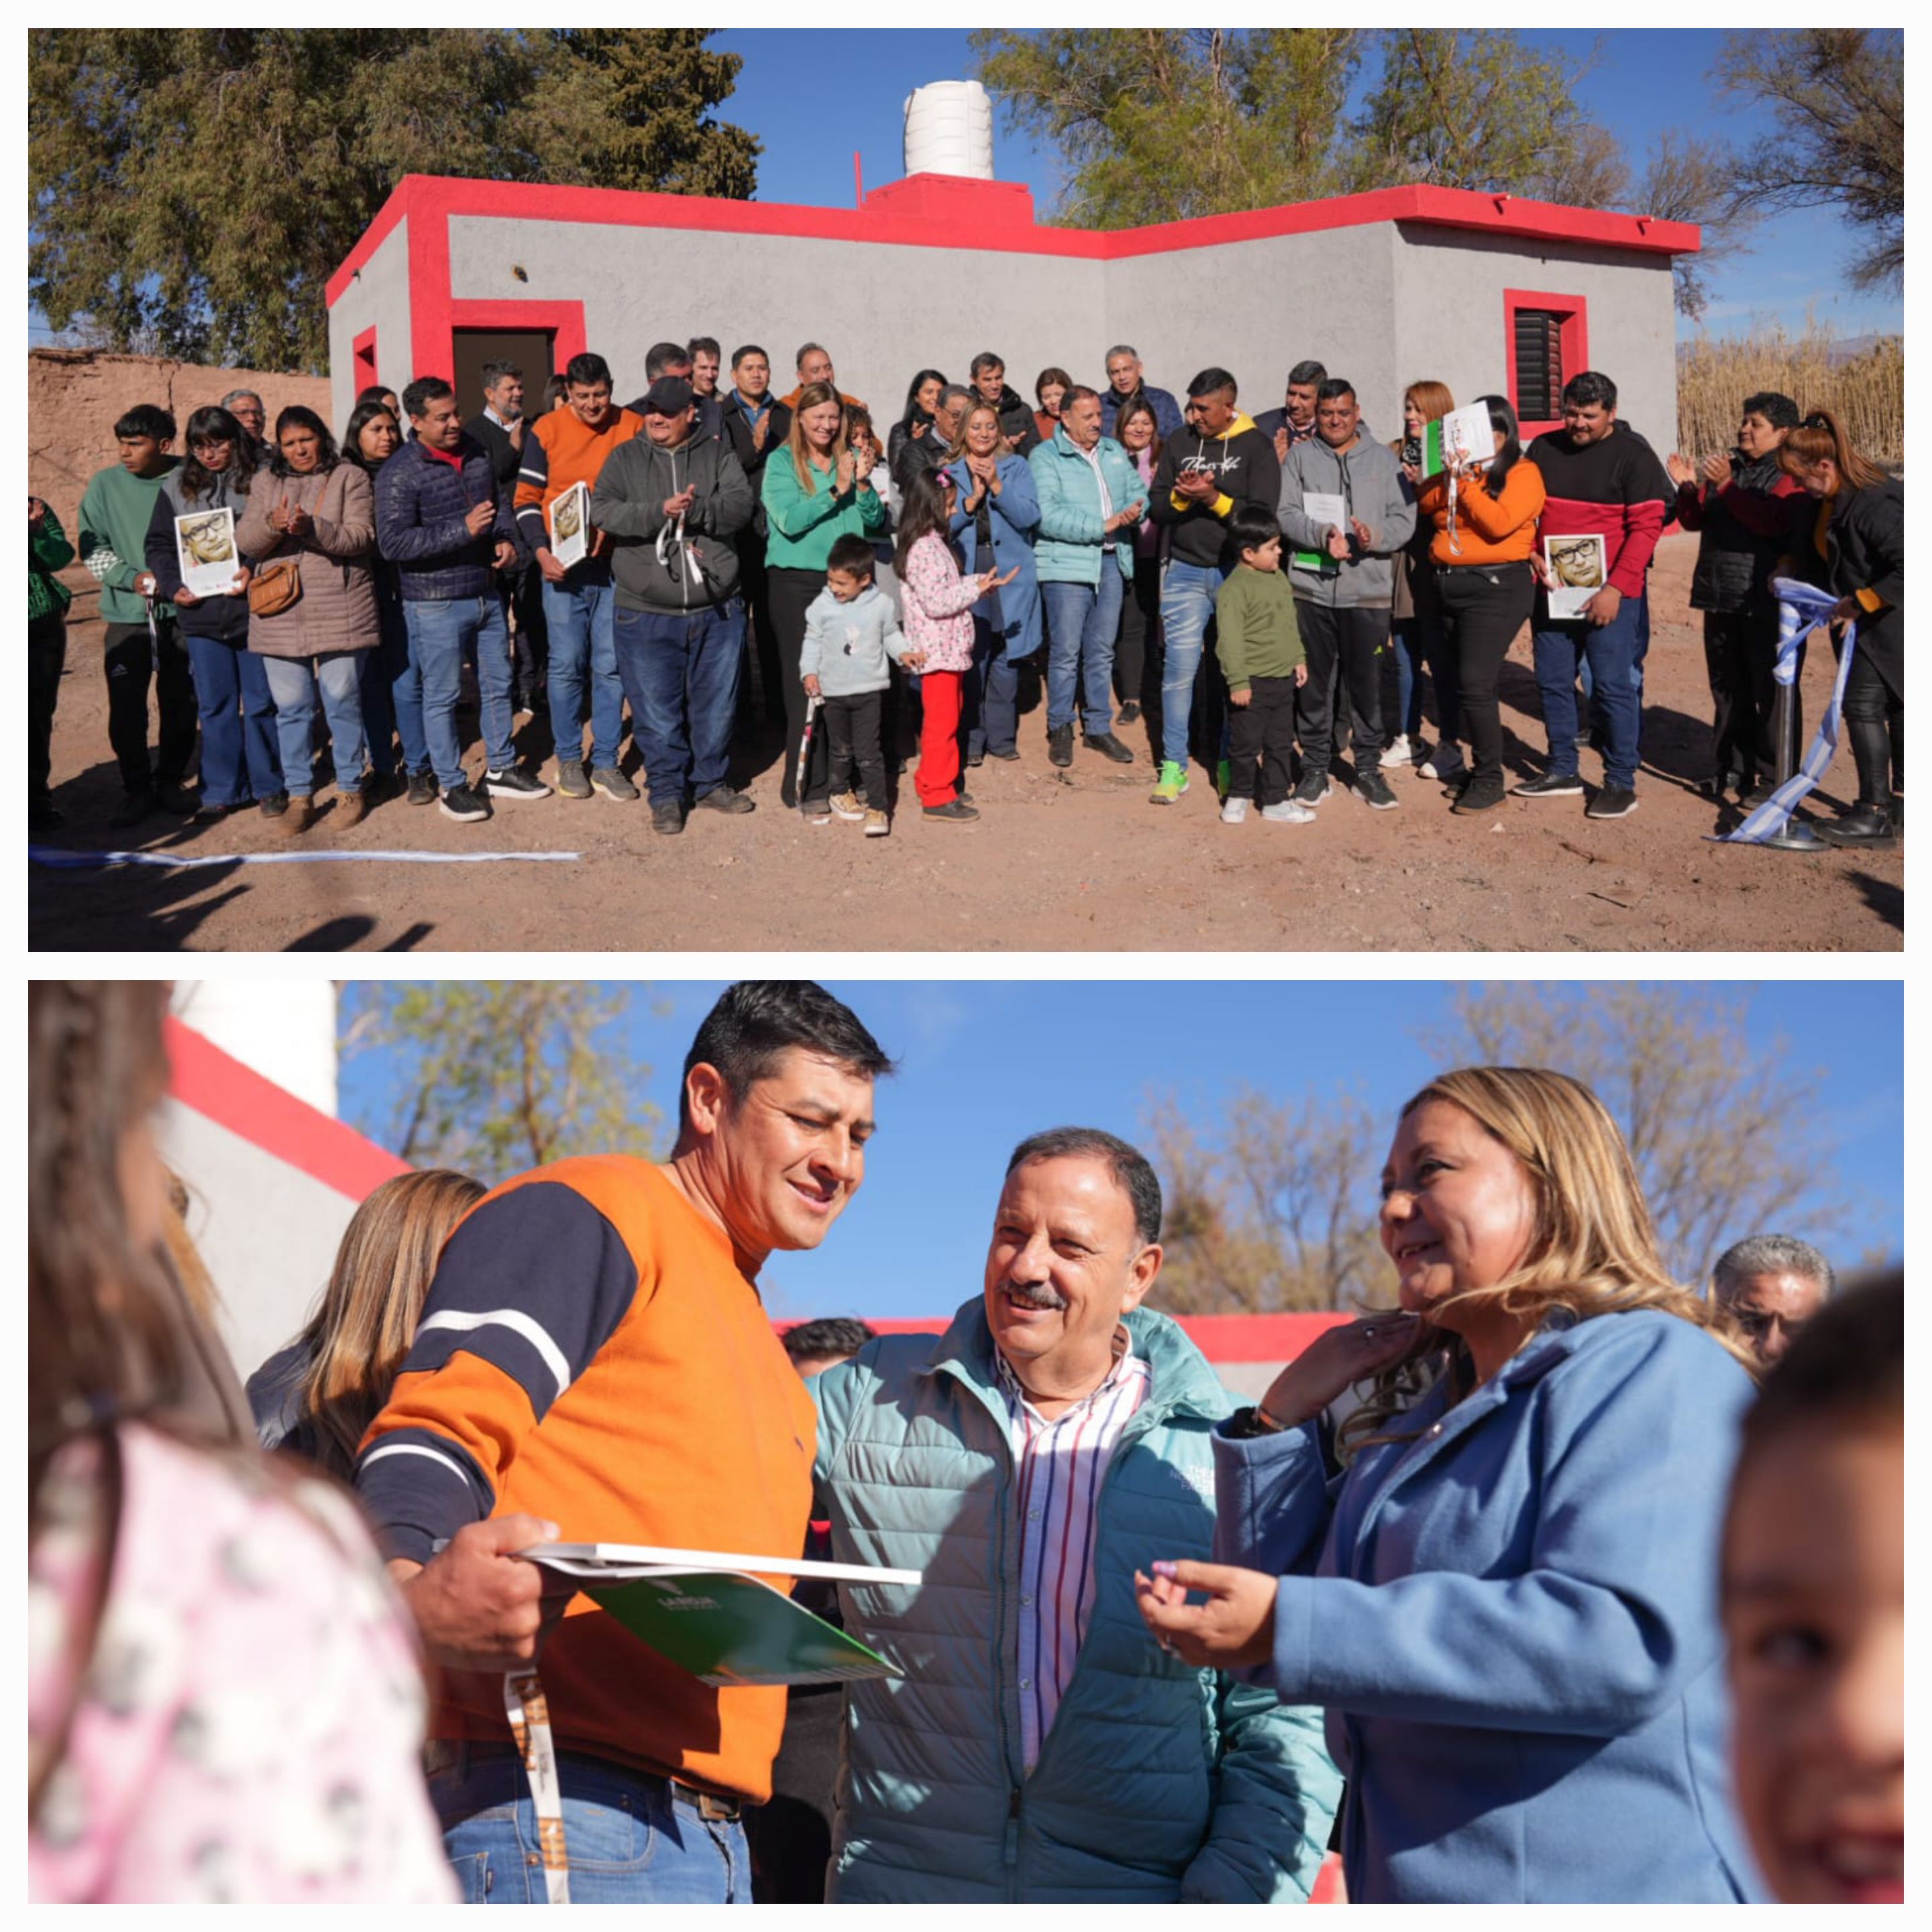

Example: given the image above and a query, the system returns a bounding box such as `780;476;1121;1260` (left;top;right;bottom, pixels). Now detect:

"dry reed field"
1676;323;1903;466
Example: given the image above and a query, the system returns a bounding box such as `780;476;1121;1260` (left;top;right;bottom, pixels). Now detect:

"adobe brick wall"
28;349;331;613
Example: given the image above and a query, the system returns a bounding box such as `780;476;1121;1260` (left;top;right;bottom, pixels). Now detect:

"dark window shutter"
1513;310;1565;421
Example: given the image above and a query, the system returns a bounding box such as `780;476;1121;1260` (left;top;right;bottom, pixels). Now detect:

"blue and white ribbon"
1717;576;1858;845
30;846;582;869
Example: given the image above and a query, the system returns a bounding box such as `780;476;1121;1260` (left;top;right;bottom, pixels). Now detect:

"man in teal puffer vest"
811;1126;1341;1902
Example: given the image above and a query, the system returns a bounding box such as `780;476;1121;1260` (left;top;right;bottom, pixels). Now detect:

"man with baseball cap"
590;376;756;834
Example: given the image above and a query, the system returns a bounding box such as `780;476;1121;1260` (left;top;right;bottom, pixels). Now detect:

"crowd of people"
32;338;1902;847
30;979;1902;1903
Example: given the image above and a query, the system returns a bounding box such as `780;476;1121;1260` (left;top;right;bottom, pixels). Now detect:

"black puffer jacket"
1680;452;1809;616
986;384;1042;456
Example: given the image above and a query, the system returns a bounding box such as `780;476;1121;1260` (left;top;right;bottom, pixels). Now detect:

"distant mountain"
1677;331;1899;365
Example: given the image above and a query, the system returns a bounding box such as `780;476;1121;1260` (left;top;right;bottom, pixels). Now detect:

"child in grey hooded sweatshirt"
799;533;914;834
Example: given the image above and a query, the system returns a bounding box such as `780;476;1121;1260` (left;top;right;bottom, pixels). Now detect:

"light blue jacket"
798;580;909;697
1214;1307;1763;1904
811;1300;1341;1903
1027;429;1143;586
945;453;1042;657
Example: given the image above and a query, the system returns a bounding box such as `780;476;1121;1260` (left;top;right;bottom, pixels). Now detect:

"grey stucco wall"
445;213;1107;417
1103;223;1401;433
1389;227;1680;450
327;216;414;429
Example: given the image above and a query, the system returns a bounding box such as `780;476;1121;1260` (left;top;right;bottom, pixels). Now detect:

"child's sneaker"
863;808;890;837
1260;799;1316;824
1220;796;1250;824
1150;760;1189;804
829;791;866;822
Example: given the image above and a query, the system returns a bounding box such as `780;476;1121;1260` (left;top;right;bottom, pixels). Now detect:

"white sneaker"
1220;796;1250;824
1385;733;1411;767
828;791;866;822
1260;799;1316;824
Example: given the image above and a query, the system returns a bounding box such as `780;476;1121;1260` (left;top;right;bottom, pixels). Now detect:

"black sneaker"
1293;769;1328;808
405;770;438;808
555;758;592;800
1085;731;1135;765
1356;767;1399;810
486;766;551;800
439;782;491;823
1514;771;1585;798
1047;724;1074;768
1585;786;1639;820
923;798;979;822
986;744;1021;761
1451;771;1508;814
259;790;290;820
1116;700;1141;726
694;784;755;815
651;798;685;835
591;765;639;802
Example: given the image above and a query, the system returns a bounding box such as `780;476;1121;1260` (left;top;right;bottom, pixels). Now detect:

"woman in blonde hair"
248;1168;484;1481
1138;1065;1763;1902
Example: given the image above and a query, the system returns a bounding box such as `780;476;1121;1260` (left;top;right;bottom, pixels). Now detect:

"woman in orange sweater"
1413;396;1546;812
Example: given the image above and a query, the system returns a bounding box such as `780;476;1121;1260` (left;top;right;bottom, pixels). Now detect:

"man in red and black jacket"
1520;370;1673;820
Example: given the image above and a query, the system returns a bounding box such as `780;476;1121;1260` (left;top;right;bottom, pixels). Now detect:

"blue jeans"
967;614;1020;757
1157;558;1229;767
543;574;624;771
612;601;744;805
404;596;517;791
430;1751;751;1904
1533;589;1646;790
184;631;282;806
359;594;429;780
259;651;367;797
1042;570;1124;737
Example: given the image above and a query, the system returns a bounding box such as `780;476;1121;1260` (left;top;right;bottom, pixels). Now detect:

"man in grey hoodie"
1277;379;1415;810
590;376;755;835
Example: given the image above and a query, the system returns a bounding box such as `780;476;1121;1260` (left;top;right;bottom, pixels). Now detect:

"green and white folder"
521;1542;920;1688
1416;402;1497;478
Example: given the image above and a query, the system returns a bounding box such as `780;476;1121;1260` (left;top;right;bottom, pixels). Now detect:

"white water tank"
170;980;339;1117
903;80;995;180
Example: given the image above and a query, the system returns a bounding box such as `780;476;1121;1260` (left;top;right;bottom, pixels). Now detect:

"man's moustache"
998;1281;1067;1311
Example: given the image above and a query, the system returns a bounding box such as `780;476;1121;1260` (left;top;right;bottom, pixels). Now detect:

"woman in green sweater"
761;382;888;810
29;496;74;829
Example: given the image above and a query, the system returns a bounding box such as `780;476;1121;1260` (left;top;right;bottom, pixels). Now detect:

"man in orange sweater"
515;352;644;801
356;980;893;1903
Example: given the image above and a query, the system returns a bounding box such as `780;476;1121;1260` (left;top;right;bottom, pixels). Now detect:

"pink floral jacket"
899;531;981;673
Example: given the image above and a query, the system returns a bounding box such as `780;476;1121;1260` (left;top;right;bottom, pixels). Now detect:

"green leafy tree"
29;28;759;372
340;982;663;1186
971;28;1363;225
1714;28;1903;290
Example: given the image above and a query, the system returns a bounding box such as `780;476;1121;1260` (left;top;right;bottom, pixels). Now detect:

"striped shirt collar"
994;1324;1134;1421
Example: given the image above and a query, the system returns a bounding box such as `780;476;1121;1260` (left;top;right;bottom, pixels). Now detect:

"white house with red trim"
327;169;1697;455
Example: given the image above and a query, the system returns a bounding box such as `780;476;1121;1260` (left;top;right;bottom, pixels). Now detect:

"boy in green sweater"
1215;504;1311;824
77;404;198;826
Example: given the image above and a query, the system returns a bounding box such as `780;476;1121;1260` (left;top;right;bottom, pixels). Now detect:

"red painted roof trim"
329;173;1697;309
779;1309;1353;1360
164;1018;411;1202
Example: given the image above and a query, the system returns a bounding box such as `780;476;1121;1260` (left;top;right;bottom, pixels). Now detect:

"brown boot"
280;796;315;836
335;790;368;829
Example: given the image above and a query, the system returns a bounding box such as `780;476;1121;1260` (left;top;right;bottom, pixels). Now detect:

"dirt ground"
30;534;1902;954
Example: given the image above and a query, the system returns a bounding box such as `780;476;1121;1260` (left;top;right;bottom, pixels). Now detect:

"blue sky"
706;27;1900;343
337;980;1902;1322
28;28;1899;351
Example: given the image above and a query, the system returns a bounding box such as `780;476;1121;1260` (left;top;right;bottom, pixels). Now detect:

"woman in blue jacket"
944;400;1040;763
1027;386;1144;767
1138;1065;1764;1904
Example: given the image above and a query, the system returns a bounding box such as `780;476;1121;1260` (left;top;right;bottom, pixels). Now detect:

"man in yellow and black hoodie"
1146;369;1281;804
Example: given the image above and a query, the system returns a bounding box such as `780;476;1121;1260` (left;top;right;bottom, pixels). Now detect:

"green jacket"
1215;564;1305;690
810;1300;1342;1903
78;461;180;624
30;503;75;623
759;448;886;572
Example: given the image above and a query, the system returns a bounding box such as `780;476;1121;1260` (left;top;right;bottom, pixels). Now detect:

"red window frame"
1503;290;1589;439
